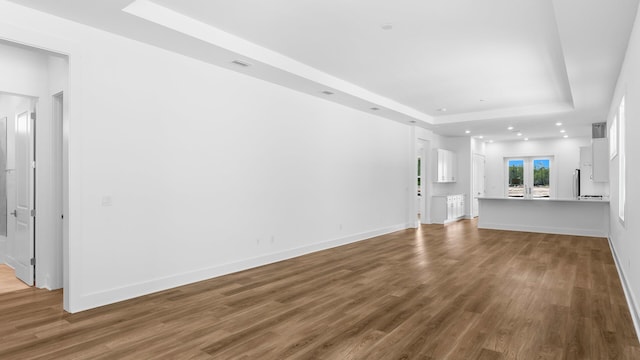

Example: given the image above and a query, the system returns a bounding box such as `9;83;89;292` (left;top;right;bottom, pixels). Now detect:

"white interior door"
472;154;485;217
13;110;35;286
416;146;425;222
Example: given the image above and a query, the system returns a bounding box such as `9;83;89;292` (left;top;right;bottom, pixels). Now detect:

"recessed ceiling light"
563;135;569;138
465;130;471;134
489;140;494;143
231;59;251;67
507;126;514;130
560;129;566;133
556;122;562;126
517;132;522;136
437;108;447;112
321;90;334;95
381;23;393;30
370;107;380;111
524;138;529;141
478;135;484;139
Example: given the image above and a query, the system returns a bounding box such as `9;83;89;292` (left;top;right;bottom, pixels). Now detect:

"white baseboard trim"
71;222;411;313
607;237;640;343
477;222;606;237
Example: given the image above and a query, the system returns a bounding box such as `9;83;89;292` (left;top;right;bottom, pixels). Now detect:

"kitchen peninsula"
477;197;609;237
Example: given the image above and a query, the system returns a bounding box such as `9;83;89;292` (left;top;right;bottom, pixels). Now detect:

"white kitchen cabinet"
592;138;609;182
432;194;465;224
434;149;457;183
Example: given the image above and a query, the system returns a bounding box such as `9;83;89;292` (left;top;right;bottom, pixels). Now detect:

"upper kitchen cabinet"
580;138;609;185
592;138;609;182
435;148;457;183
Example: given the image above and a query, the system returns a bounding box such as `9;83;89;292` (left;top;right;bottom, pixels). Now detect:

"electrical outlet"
256;238;260;245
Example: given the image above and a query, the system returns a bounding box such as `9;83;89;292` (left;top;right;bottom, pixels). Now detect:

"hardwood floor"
1;220;638;359
0;264;30;294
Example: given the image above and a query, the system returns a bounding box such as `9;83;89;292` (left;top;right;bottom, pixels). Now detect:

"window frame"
618;96;626;223
609;115;618;159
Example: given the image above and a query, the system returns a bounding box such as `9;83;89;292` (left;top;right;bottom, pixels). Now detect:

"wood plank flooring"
0;264;30;294
1;220;638;359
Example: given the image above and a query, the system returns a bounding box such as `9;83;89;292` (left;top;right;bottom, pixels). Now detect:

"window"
610;115;617;159
619;96;626;222
508;159;524;197
533;159;551;197
506;157;553;198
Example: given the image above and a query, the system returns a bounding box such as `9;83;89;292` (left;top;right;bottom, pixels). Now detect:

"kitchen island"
477;197;609;237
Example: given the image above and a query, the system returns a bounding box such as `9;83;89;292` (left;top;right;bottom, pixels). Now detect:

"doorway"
417;152;423;220
0;39;67;295
472;153;485;217
417;139;430;224
505;156;553;198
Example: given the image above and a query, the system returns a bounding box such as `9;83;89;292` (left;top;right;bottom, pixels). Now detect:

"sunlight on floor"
0;264;30;294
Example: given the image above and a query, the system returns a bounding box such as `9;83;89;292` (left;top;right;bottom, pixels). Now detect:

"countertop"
477;196;609;203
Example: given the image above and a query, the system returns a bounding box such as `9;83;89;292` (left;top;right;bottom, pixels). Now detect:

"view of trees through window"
507;158;550;198
508;160;524;197
533;159;550;197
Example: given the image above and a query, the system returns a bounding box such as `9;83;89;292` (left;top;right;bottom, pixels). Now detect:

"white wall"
471;137;485;156
0;1;413;312
608;2;640;336
484;137;592;198
0;41;48;96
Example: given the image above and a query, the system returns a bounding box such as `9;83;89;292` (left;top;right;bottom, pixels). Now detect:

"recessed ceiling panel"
5;0;639;141
153;0;573;117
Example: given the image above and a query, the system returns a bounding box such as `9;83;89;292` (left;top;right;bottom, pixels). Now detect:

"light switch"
101;196;113;207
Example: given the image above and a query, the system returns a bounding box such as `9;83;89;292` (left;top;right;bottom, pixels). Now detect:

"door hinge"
30;258;35;266
30;112;36;121
32;161;36;169
30;209;36;217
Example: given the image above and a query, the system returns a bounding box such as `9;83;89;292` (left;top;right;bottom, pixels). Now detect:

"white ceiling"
7;0;640;142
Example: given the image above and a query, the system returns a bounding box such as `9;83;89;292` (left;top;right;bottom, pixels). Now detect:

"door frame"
0;40;69;312
51;91;64;291
1;19;73;310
